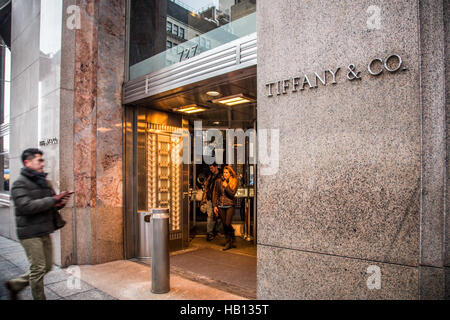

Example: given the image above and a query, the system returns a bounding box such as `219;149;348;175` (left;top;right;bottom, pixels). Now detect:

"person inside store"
201;163;224;241
213;166;238;251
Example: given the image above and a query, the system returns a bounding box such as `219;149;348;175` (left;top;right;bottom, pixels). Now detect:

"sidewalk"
0;236;116;300
0;236;247;300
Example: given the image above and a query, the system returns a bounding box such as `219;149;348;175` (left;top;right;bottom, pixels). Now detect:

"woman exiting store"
213;166;238;251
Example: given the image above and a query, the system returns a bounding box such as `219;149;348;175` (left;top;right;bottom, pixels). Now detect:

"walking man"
5;148;72;300
201;164;223;241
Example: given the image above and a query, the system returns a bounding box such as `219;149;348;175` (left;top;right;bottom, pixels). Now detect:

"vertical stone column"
72;0;99;265
257;0;448;299
92;0;125;264
444;0;450;300
417;0;447;300
59;0;125;266
9;0;41;241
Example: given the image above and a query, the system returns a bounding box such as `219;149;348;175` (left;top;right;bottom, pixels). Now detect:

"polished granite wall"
8;0;126;267
64;0;126;266
257;0;448;299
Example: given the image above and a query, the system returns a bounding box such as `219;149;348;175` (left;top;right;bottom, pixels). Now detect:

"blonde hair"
223;166;238;190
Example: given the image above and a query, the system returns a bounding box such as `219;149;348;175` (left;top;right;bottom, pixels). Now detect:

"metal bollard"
147;208;170;294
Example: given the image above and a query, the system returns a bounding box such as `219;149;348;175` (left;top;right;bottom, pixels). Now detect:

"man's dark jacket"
11;169;58;240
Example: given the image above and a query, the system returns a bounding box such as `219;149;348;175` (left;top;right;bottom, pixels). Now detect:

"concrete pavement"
0;235;248;300
0;235;116;300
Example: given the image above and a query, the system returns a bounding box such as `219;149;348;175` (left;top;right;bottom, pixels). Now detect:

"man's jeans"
9;235;53;300
206;200;223;235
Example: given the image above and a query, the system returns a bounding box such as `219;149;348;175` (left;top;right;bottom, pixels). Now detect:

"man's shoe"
5;281;19;300
206;234;214;242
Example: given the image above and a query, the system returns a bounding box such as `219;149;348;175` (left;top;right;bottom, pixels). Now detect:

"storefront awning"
0;0;11;48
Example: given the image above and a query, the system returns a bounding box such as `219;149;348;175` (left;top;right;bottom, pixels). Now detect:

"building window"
128;0;256;79
167;40;172;49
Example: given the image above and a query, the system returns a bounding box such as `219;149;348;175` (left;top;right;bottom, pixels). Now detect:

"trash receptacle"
137;211;151;259
149;208;170;294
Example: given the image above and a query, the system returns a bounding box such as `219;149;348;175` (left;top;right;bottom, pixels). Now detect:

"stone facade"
6;0;126;267
64;0;126;266
2;0;448;300
257;0;448;299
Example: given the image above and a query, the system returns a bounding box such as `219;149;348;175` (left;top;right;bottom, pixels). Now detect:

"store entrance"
186;123;257;257
125;67;257;298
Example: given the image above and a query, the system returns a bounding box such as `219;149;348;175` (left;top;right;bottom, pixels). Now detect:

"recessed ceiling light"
173;104;207;114
212;94;255;106
206;91;221;97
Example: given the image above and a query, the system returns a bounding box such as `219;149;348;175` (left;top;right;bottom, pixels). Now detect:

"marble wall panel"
444;0;450;268
95;0;125;208
257;0;421;266
10;60;39;119
60;0;77;91
75;207;93;265
419;0;446;268
11;14;40;80
419;266;445;300
10;108;39;158
9;69;28;119
11;0;41;42
50;230;62;266
74;0;98;208
257;245;418;300
39;0;63;99
38;90;61;187
67;0;125;264
95;207;124;263
446;268;450;299
59;207;75;267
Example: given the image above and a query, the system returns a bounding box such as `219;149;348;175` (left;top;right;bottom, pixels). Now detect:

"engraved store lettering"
265;53;407;97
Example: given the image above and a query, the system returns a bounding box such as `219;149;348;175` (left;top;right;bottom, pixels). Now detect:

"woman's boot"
231;230;237;248
222;234;232;251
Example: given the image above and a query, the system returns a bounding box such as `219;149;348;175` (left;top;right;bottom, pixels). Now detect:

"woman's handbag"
200;202;208;214
195;189;203;202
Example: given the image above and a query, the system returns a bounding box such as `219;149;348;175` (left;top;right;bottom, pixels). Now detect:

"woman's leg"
222;207;235;250
226;207;236;247
218;208;229;242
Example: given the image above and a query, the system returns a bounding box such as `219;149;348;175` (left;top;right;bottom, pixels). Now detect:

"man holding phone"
4;148;73;300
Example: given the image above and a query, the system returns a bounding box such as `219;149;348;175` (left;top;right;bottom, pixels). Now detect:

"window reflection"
129;0;256;80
